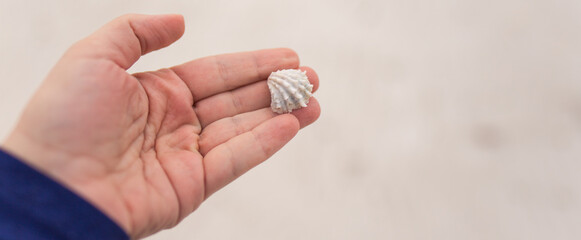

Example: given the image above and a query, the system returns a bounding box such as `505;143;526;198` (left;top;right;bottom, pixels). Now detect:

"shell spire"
267;69;313;113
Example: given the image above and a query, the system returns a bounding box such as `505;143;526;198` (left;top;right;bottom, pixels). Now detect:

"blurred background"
1;0;581;239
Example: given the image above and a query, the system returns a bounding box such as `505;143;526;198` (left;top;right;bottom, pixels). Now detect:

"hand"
1;14;320;239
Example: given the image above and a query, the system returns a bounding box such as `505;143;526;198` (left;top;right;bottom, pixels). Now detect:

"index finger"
171;48;299;101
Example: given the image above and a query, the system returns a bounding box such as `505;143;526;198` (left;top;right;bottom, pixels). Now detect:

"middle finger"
194;66;319;128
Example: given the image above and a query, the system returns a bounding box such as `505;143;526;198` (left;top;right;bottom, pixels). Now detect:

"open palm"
2;14;320;239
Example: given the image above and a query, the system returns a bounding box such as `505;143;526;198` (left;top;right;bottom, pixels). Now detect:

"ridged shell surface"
267;69;313;113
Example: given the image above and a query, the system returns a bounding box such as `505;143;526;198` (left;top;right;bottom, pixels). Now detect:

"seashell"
267;69;313;114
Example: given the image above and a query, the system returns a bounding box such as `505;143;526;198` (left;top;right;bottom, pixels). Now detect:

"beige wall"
1;0;580;239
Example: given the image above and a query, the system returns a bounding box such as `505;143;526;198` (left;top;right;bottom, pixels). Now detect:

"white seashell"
267;69;313;114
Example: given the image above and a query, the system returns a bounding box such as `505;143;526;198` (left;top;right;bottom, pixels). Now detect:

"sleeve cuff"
0;148;129;240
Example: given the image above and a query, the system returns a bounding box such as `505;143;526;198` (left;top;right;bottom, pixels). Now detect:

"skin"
1;14;320;239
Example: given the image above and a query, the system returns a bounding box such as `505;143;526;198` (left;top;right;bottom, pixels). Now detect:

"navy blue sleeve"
0;149;129;240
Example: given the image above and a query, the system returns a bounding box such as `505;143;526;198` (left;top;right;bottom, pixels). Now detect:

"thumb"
65;14;185;69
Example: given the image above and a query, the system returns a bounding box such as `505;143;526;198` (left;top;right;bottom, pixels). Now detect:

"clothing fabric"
0;149;128;240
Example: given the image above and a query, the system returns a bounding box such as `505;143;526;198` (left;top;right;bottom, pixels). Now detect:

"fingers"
195;66;319;128
171;48;299;101
291;97;321;128
303;66;320;92
66;14;185;69
202;114;300;198
198;98;320;156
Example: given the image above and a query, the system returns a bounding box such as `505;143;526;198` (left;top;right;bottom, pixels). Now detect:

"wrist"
2;129;134;237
